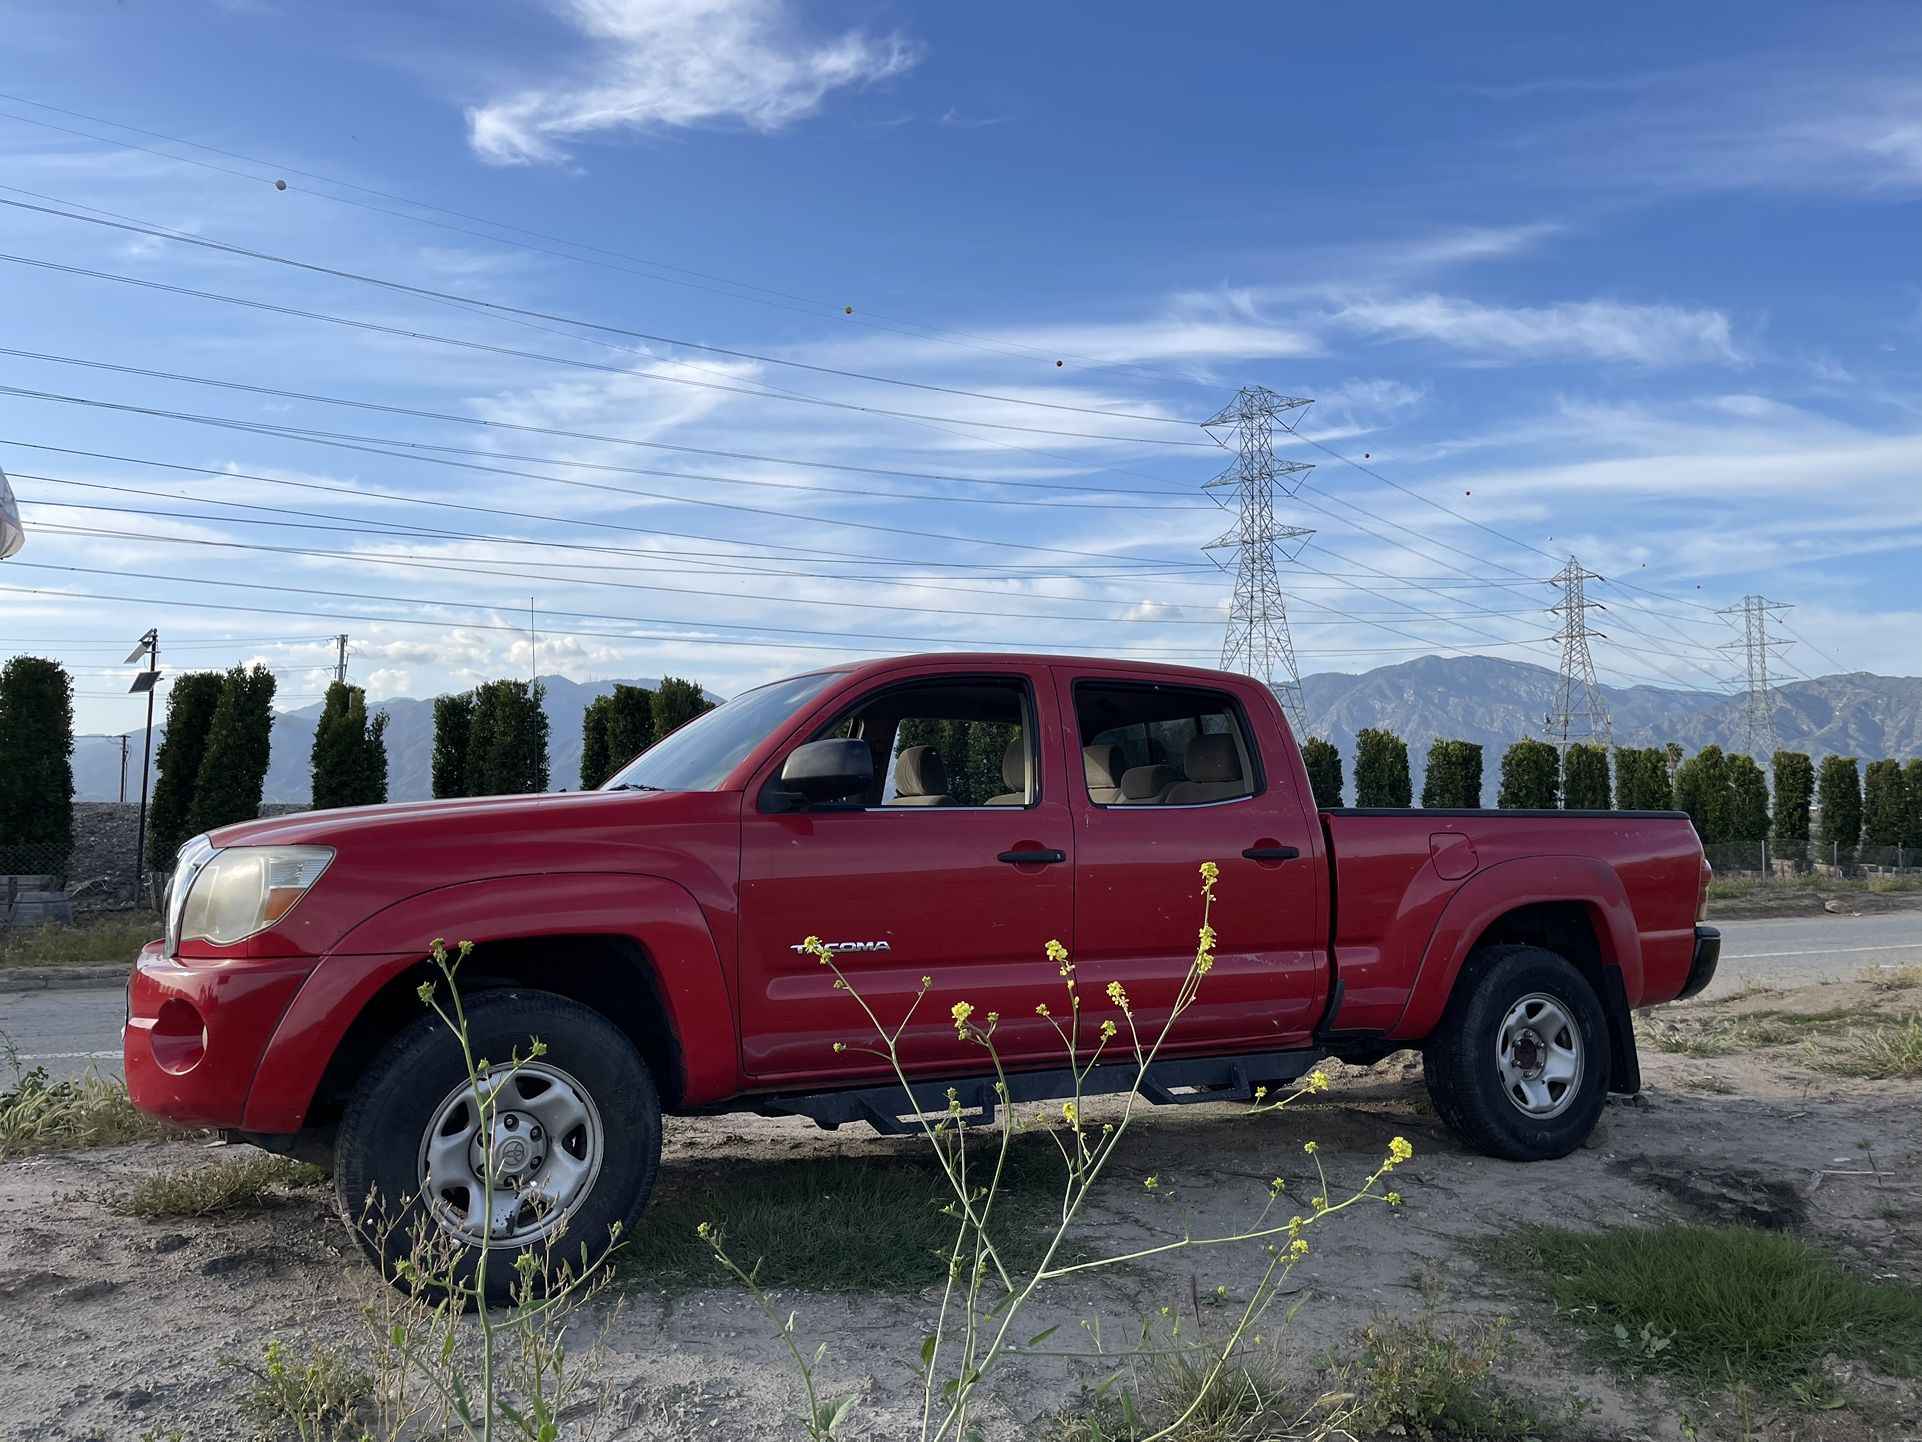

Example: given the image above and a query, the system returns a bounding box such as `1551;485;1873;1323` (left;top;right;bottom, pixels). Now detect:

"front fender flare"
240;872;737;1132
1386;854;1643;1043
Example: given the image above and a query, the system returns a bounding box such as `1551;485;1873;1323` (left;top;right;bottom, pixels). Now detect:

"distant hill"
71;657;1921;805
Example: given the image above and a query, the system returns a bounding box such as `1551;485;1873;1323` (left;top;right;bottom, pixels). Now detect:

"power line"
0;193;1212;435
1718;595;1793;760
0;94;1221;392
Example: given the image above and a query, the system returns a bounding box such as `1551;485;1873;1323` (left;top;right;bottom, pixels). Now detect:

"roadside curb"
0;964;127;994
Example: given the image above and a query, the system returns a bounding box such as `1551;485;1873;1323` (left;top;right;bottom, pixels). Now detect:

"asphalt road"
3;911;1918;1084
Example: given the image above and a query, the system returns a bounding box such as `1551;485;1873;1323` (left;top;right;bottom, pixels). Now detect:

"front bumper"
122;941;317;1130
1677;924;1721;1001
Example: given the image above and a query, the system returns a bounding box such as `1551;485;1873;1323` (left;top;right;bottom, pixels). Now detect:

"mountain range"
69;657;1922;806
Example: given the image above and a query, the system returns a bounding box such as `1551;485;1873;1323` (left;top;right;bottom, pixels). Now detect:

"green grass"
1820;1014;1922;1080
623;1142;1073;1292
1639;1006;1867;1057
112;1153;328;1218
1324;1314;1580;1442
1491;1224;1922;1394
0;910;161;967
0;1057;177;1159
1707;875;1922;900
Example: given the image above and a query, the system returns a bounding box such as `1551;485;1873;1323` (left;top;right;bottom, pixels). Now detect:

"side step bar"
758;1049;1320;1136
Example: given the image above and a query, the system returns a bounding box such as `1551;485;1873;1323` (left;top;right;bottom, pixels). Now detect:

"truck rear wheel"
335;989;660;1307
1422;944;1608;1162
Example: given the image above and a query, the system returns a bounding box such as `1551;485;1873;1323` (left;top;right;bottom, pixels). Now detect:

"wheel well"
302;934;685;1129
1470;901;1609;993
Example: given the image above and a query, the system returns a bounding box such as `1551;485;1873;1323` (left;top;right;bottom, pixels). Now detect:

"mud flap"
1600;966;1641;1097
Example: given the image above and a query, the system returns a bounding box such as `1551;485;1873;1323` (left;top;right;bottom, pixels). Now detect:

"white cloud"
1332;293;1746;367
466;0;923;166
362;667;413;699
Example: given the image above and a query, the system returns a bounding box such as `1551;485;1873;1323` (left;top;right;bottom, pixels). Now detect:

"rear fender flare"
1386;855;1643;1042
240;872;736;1132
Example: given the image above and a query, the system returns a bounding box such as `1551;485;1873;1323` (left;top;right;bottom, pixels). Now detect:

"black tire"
335;989;660;1307
1422;944;1608;1162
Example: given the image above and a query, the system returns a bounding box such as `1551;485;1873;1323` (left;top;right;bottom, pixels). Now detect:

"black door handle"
1242;845;1300;861
998;849;1067;865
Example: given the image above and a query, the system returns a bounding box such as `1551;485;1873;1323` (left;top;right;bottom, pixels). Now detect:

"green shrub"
1497;739;1558;809
1422;739;1483;809
1301;737;1343;808
0;656;75;872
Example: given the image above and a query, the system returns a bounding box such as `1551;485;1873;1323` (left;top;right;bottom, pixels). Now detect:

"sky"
1;0;1918;743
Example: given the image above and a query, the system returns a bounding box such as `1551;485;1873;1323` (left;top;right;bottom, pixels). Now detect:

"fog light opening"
151;997;207;1075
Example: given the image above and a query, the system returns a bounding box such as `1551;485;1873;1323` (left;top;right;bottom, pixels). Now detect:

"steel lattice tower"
1546;556;1613;758
1718;594;1792;760
1201;387;1316;733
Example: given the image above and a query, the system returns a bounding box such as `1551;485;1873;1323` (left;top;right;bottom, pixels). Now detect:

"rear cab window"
1071;680;1261;807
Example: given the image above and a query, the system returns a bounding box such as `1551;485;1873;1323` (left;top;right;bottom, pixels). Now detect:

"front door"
737;671;1075;1086
1054;670;1328;1059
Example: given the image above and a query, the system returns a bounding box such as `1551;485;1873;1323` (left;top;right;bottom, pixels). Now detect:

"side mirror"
778;738;873;806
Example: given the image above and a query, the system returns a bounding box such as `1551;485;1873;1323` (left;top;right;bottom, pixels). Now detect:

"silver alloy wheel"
417;1061;604;1246
1495;992;1584;1119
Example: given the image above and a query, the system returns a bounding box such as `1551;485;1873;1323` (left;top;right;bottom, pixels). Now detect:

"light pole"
126;630;159;906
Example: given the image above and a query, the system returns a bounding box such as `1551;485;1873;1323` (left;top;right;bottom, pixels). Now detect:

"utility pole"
1201;386;1317;735
1545;557;1613;768
125;629;159;905
117;732;129;804
1718;594;1792;761
332;633;350;686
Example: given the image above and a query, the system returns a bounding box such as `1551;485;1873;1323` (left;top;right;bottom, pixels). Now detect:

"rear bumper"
122;941;316;1131
1677;924;1721;1001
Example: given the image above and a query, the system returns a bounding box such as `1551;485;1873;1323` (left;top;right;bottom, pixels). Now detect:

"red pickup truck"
126;652;1717;1290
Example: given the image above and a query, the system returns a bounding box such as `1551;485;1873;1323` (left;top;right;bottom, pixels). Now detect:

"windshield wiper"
607;782;666;792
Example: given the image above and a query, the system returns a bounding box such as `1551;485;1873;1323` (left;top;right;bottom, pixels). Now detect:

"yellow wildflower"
1106;980;1130;1010
1198;923;1217;950
1303;1140;1318;1155
985;1011;1000;1024
1308;1069;1331;1093
832;1042;846;1053
1390;1136;1414;1164
1199;861;1219;885
1144;1174;1160;1190
921;975;932;988
1289;1238;1309;1258
951;1000;974;1033
802;935;824;958
1386;1191;1402;1207
1045;939;1069;964
1035;1003;1051;1017
1099;1019;1118;1041
1061;1101;1079;1126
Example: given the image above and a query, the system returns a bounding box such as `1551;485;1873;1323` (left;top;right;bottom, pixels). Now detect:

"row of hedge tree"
1295;731;1922;850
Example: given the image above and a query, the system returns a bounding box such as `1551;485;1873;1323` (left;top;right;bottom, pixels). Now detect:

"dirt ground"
2;977;1918;1442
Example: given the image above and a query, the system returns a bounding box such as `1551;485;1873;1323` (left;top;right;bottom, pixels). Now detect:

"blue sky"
2;0;1918;740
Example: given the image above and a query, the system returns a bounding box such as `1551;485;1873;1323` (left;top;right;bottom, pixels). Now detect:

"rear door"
1052;668;1328;1057
736;667;1075;1085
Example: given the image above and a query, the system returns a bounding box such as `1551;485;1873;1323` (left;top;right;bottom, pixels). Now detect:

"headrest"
1185;733;1242;784
1003;736;1026;791
894;745;947;798
1119;763;1177;801
1083;743;1124;791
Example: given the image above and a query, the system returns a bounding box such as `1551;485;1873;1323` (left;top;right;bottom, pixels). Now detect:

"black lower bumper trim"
1679;924;1721;1000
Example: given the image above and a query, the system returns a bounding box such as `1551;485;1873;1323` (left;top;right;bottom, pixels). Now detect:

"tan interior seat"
1082;744;1124;805
985;736;1028;805
1163;734;1249;805
1116;763;1179;805
889;745;956;806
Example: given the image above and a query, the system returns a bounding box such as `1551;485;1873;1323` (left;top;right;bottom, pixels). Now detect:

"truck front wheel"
1422;944;1608;1161
334;989;661;1306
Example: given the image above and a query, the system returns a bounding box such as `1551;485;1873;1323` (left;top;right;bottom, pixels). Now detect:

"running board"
758;1050;1320;1136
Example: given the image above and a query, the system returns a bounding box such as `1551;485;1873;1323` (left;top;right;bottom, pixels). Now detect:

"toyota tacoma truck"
126;653;1718;1294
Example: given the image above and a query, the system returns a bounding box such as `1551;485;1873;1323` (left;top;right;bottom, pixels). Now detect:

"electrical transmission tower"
332;634;350;686
1201;386;1316;733
1545;556;1613;758
1718;595;1792;760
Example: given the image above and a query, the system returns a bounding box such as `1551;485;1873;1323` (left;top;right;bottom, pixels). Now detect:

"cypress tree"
652;676;713;738
1300;738;1343;808
1904;759;1922;850
1562;743;1612;810
0;656;75;873
1817;756;1862;864
1770;751;1814;854
310;682;388;810
1354;727;1412;808
1421;739;1483;808
1498;739;1559;809
148;672;225;863
580;695;614;790
186;665;278;835
1673;745;1733;843
1862;759;1907;848
467;680;549;796
603;683;655;770
1613;747;1671;811
432;693;475;799
1727;754;1770;843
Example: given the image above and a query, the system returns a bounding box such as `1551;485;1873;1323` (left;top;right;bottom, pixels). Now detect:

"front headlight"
174;845;335;949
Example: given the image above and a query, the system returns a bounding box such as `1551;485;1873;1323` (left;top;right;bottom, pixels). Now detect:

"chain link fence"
1703;840;1921;880
1;842;76;928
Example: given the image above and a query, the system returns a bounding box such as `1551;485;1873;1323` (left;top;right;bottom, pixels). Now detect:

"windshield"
601;671;841;793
